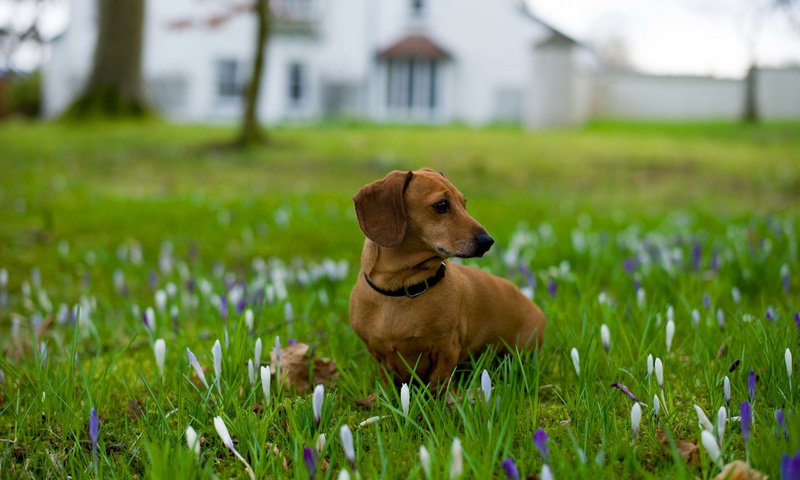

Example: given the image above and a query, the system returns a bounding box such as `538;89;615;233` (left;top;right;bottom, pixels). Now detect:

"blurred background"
0;0;799;126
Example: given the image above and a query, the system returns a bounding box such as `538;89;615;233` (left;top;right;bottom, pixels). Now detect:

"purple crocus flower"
748;370;756;403
767;306;776;322
303;446;317;480
709;252;719;272
519;264;535;291
740;401;752;445
148;270;157;290
610;382;640;403
624;258;636;275
794;312;800;331
781;448;800;479
501;457;520;480
777;409;788;439
89;407;99;475
547;280;557;299
533;428;549;460
729;359;741;373
219;296;228;319
692;242;702;271
703;293;711;310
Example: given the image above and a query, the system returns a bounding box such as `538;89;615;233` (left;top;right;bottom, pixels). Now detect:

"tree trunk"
742;64;759;123
66;0;148;118
237;0;270;146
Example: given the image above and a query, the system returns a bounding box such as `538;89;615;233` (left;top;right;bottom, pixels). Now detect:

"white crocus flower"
313;384;324;426
665;319;675;353
723;376;731;408
155;290;167;313
655;358;664;389
213;416;255;480
701;430;723;468
154;338;166;379
401;383;410;417
631;402;642;441
261;365;271;406
449;437;463;479
653;395;660;418
186;425;200;458
247;359;255;387
600;324;611;353
786;348;793;379
481;369;492;406
716;406;727;445
541;464;553;480
647;354;654;377
571;348;580;377
340;424;355;467
337;470;351;480
419;446;431;478
186;347;209;389
316;433;326;453
694;405;714;432
212;340;223;395
254;337;262;368
244;308;254;331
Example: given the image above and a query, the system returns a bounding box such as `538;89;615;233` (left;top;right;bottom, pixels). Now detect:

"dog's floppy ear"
353;171;413;247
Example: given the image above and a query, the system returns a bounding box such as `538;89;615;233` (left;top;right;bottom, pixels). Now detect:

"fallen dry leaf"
355;394;377;408
714;460;767;480
657;430;699;467
717;341;727;358
270;343;339;391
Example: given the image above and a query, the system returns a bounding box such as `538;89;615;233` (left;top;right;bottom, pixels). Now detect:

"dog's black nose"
475;233;495;256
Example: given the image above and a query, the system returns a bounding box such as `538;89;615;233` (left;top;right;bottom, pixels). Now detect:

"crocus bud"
647;354;653;377
450;437;463;479
247;359;255;387
340;424;355;468
313;384;324;427
481;369;492;406
748;370;756;402
665;319;675;353
701;430;722;468
155;290;167;313
244;308;254;332
571;348;580;377
501;457;520;480
691;309;700;326
212;339;222;395
740;401;752;445
316;433;326;453
401;383;410;417
786;348;793;379
186;425;200;458
541;464;553;480
716;406;727;445
655;358;664;389
631;402;642;441
419;446;431;478
154;338;166;379
723;376;731;409
694;404;714;432
533;428;549;460
254;338;262;367
261;365;271;407
653;395;660;418
600;324;611;353
186;347;209;389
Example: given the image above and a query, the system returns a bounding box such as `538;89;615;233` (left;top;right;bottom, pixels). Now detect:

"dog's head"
353;168;493;258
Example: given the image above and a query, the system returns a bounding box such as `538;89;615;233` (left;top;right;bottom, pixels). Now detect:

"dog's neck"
361;240;445;291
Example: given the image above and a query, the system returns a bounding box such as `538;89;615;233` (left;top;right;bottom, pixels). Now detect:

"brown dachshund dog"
349;168;546;386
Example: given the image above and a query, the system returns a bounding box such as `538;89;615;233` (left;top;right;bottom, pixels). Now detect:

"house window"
387;58;437;113
215;59;241;100
411;0;425;17
288;62;306;107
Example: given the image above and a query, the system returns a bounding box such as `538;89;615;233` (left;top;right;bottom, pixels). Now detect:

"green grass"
0;120;799;478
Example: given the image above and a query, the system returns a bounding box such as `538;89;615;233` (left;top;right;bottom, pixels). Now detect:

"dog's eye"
433;200;450;214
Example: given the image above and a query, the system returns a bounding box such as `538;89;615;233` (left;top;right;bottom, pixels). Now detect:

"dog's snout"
475;233;494;256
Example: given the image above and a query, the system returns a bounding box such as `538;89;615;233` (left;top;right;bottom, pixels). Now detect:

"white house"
43;0;598;126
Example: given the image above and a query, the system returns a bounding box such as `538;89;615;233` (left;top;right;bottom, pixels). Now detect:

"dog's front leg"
427;347;459;396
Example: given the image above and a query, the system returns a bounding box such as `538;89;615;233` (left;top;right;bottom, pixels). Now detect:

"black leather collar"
364;262;446;298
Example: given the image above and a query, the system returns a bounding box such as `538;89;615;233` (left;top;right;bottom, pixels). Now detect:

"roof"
377;35;451;60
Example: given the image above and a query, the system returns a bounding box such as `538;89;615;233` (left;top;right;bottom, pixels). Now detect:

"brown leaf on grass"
559;419;572;426
267;443;290;471
657;430;699;467
270;343;339;391
717;341;727;358
714;461;767;480
355;394;377;408
127;399;144;421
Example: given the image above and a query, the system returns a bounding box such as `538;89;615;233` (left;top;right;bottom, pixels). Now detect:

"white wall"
591;72;744;120
757;67;800;119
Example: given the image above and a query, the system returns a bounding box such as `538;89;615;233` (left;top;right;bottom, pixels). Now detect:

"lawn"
0;120;798;478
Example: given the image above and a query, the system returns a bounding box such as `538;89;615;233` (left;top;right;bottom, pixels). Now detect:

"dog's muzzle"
474;233;494;257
